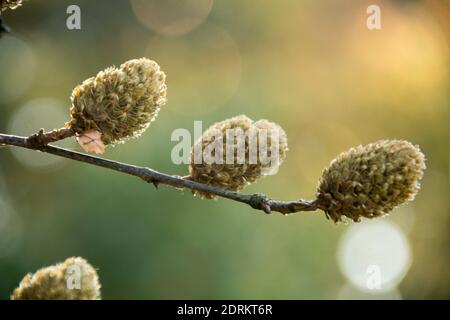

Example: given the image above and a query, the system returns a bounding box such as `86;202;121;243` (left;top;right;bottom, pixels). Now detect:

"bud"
11;257;101;300
316;140;426;222
189;115;288;199
68;58;167;146
1;0;23;11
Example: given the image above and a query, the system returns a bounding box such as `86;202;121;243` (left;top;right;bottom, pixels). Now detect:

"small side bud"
76;130;106;154
316;140;426;222
11;257;101;300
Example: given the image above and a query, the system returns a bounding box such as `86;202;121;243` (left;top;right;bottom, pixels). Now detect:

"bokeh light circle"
131;0;213;36
337;220;411;293
0;36;36;103
7;98;75;170
337;283;402;300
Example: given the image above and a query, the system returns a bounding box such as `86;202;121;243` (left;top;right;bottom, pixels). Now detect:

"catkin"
316;140;426;222
68;58;167;145
11;257;101;300
189;115;288;199
1;0;23;11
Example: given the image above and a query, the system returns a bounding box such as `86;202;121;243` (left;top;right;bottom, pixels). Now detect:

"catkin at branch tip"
68;58;167;146
1;0;24;11
188;115;289;199
316;139;426;223
11;257;101;300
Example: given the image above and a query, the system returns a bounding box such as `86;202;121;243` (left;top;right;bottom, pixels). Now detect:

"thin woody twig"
0;132;318;215
27;127;76;147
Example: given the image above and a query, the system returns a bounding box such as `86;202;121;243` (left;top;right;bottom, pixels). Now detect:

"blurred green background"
0;0;448;299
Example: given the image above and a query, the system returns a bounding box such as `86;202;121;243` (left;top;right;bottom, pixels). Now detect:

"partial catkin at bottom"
11;257;101;300
1;0;23;11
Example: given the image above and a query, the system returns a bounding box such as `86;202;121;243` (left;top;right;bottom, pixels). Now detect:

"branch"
27;127;76;146
0;132;319;215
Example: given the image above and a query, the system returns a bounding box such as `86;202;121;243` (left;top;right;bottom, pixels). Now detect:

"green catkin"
11;257;101;300
68;58;167;145
1;0;23;11
189;115;289;199
316;140;426;222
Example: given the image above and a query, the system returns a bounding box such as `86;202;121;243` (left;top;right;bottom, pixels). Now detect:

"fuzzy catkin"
189;115;288;199
68;58;167;145
11;257;101;300
316;140;426;222
1;0;23;10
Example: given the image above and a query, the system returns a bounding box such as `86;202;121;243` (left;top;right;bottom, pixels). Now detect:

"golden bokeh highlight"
130;0;213;36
